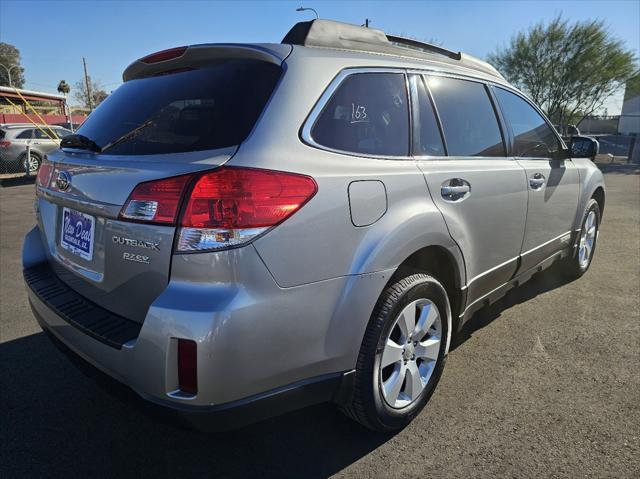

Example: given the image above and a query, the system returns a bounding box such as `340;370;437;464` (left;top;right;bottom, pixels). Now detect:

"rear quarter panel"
230;49;466;289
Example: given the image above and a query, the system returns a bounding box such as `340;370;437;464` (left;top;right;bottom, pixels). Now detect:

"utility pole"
82;57;94;112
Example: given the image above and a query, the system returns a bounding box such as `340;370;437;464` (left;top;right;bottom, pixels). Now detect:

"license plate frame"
60;207;95;261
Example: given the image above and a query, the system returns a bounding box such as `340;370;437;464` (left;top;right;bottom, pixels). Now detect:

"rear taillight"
119;167;317;252
177;339;197;396
36;162;54;188
140;46;187;64
119;174;192;224
0;140;11;148
177;167;317;252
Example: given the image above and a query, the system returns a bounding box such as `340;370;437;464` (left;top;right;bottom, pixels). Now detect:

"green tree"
57;80;70;95
488;16;637;126
0;42;26;88
73;77;108;109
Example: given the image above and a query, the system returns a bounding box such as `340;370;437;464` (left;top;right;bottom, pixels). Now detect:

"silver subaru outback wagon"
23;20;604;432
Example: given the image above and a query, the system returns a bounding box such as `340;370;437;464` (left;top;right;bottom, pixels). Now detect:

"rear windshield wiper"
101;119;155;153
60;134;102;153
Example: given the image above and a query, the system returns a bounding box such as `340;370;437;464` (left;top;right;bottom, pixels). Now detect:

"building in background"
618;72;639;136
0;86;86;127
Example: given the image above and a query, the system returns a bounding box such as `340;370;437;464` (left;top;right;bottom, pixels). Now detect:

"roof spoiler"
281;19;502;79
122;44;291;82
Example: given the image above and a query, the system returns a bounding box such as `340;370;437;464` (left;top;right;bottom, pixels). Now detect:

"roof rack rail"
281;19;502;79
386;35;461;61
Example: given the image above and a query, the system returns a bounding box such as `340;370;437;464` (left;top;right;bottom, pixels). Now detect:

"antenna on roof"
295;6;319;19
362;18;371;28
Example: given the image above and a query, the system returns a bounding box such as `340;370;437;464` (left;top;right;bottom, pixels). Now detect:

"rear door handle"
441;185;470;196
441;179;471;202
529;173;546;190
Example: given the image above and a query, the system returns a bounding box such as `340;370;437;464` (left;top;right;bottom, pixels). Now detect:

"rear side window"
311;73;409;157
427;76;505;157
76;60;282;155
494;88;561;158
412;75;445;156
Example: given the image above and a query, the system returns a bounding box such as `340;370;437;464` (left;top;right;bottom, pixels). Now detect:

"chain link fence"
0;142;38;178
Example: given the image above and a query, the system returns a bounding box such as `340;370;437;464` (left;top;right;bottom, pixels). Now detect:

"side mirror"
570;136;599;160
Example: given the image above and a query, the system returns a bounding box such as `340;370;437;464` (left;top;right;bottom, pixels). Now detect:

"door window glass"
494;88;561;158
427;76;505;157
412;75;445;156
51;128;72;139
33;129;52;139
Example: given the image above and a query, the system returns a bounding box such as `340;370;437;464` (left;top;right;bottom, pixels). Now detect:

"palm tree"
57;80;70;95
57;80;73;132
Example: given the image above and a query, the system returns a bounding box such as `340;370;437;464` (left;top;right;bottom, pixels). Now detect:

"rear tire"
560;198;600;279
21;152;41;174
341;273;451;432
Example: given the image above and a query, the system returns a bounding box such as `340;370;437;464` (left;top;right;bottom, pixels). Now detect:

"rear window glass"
427;76;505;157
311;73;409;157
76;60;282;155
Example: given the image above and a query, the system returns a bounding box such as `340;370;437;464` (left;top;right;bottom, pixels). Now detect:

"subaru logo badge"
55;170;71;191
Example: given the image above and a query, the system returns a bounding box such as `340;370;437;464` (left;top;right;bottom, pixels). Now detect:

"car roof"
280;20;505;82
1;124;64;129
123;20;506;86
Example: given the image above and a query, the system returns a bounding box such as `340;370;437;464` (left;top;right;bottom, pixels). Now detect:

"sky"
1;0;638;112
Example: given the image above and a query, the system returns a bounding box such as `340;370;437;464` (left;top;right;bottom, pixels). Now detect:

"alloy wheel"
578;210;597;269
24;155;40;173
379;298;442;409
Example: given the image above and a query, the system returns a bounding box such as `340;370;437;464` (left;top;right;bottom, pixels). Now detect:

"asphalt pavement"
1;165;638;478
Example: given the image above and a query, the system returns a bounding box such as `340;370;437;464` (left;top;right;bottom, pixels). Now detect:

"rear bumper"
33;303;349;431
23;225;387;428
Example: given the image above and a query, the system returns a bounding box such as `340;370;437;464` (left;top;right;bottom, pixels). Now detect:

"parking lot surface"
1;165;639;478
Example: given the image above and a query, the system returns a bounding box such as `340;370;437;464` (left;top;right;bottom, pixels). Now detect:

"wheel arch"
572;159;605;230
388;245;465;328
592;186;605;217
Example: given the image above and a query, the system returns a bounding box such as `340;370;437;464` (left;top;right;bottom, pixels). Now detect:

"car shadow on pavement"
0;330;393;479
1;267;574;479
451;265;573;351
595;162;640;175
0;175;35;187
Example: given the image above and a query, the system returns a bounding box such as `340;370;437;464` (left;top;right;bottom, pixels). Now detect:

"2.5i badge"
122;252;150;264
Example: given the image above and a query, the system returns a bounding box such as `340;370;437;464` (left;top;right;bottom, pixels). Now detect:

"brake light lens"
119;174;192;224
36;161;54;188
119;167;317;251
177;339;197;396
0;140;11;148
140;46;187;64
176;167;317;252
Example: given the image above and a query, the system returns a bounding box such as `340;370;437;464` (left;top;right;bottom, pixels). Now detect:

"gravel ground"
1;166;639;478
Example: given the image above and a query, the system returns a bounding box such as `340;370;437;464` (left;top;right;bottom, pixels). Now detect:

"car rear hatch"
34;44;287;324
